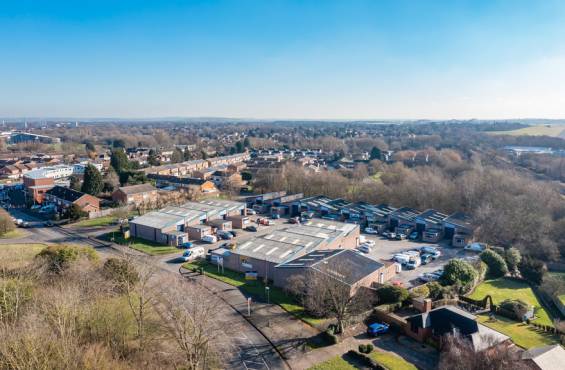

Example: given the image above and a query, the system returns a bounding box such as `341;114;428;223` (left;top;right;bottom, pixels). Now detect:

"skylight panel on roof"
305;241;313;247
265;247;278;255
253;244;265;252
264;234;274;240
239;241;252;250
279;250;294;259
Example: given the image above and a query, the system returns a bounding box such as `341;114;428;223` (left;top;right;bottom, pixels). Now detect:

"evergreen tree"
243;137;251;148
110;149;130;173
85;141;96;152
183;147;193;160
103;166;120;193
147;149;160;166
69;175;82;191
370;146;382;161
235;141;244;153
171;148;184;163
81;164;103;196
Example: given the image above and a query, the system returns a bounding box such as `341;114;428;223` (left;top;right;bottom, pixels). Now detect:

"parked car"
364;227;378;235
404;258;421;270
288;217;300;224
218;233;232;240
229;230;237;237
387;232;397;240
364;239;376;247
408;231;419;241
420;253;433;265
202;235;218;244
358;244;373;254
395;233;407;240
465;242;486;252
245;225;257;232
271;214;280;219
419;273;440;282
43;220;54;227
367;322;389;337
181;241;193;249
393;253;411;264
246;208;256;215
181;247;205;262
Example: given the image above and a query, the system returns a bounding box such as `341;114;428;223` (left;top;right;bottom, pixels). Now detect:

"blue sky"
1;0;565;119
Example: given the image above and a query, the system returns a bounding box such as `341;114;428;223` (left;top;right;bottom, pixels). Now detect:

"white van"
181;247;205;262
393;254;411;264
358;244;372;254
202;235;218;244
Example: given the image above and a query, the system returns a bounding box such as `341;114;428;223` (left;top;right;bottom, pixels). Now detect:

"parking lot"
360;233;475;287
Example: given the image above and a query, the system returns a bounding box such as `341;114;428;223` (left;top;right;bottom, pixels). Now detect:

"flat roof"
130;211;184;229
417;209;449;225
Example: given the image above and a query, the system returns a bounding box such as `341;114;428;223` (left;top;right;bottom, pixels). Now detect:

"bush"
324;329;339;344
427;281;444;300
365;344;373;353
519;257;547;286
441;259;478;288
498;299;530;321
480;250;508;278
376;285;410;304
37;245;98;272
0;208;16;236
504;247;522;272
102;258;139;292
410;284;430;299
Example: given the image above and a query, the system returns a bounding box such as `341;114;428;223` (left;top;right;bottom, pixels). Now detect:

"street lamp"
265;286;270;304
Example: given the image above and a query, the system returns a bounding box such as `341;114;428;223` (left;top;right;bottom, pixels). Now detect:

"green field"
489;124;565;137
476;315;559;349
308;356;356;370
108;233;179;255
469;278;552;325
183;260;325;327
370;351;417;370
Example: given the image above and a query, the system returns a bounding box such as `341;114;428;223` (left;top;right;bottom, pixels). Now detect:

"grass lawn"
183;260;325;327
0;229;27;239
71;216;118;228
308;356;356;370
469;278;552;325
0;243;47;269
476;314;560;349
370;351;417;370
107;233;179;256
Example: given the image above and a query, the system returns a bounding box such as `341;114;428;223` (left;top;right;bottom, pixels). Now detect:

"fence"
88;205;132;219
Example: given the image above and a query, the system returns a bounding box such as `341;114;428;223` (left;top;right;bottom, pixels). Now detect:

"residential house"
148;174;217;194
112;184;159;206
45;185;100;213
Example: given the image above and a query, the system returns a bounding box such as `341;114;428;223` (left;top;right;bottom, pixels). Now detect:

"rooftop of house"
407;305;509;351
522;345;565;370
417;209;449;225
46;185;91;203
116;183;157;195
148;174;210;186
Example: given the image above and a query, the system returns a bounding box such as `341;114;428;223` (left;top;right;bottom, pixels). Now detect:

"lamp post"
265;286;270;304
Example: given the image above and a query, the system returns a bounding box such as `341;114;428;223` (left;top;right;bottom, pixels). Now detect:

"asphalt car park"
359;234;469;288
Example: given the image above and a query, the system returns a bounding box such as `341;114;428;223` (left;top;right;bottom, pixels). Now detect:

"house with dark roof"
112;183;158;206
45;185;100;213
406;305;510;351
522;344;565;370
274;249;398;294
148;174;217;194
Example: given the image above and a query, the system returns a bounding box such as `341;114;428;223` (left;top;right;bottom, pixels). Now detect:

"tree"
171;148;184;163
241;171;253;181
286;264;372;334
480;250;508;278
102;258;139;293
102;166;120;193
183;147;193;161
66;203;87;221
0;209;15;236
370;146;382;161
243;137;251;148
81;164;103;196
235;141;244;153
376;285;410;304
504;248;521;273
440;259;478;289
110;149;129;173
155;275;221;369
147;149;160;166
519;257;546;285
112;139;126;148
69;175;82;191
85;141;96;153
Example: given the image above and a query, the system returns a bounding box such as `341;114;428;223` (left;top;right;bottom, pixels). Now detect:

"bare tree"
286;263;372;334
154;275;222;369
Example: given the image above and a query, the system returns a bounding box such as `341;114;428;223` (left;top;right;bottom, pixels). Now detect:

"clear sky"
1;0;565;119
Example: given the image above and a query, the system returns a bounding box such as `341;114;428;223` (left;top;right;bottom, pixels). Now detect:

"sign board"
245;271;258;280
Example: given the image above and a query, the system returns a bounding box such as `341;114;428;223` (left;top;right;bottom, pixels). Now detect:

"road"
3;209;288;370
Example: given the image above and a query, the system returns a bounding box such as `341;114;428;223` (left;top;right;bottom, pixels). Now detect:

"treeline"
254;156;565;261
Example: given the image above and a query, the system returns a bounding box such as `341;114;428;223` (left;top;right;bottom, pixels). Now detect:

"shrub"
441;259;478;288
499;299;530;321
410;284;430;299
480;250;508;278
102;258;139;292
0;208;16;236
37;245;98;272
365;343;373;353
427;281;444;300
504;248;522;272
376;285;410;304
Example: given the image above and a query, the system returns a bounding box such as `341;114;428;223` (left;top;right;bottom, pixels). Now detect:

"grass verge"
476;314;560;349
469;278;553;325
0;229;27;239
307;356;356;370
0;243;48;269
183;260;325;327
369;351;417;370
70;216;118;228
103;233;179;256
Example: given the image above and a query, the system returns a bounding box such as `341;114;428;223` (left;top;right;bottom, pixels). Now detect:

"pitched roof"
522;345;565;370
46;185;90;202
117;183;156;195
311;249;384;286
